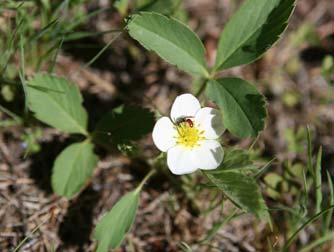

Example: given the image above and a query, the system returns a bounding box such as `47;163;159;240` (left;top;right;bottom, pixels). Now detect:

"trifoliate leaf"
209;148;256;173
93;105;155;148
206;78;267;138
214;0;296;71
127;12;208;76
52;141;98;197
204;170;269;220
27;74;88;135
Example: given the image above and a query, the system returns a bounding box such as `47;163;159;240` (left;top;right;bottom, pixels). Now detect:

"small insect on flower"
175;117;194;128
152;93;225;175
185;118;194;127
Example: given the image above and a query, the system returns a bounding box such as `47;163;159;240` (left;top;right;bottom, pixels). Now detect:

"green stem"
249;135;260;150
135;169;156;194
195;79;208;98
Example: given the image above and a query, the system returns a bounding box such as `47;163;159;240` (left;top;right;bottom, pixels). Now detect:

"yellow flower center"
175;120;204;148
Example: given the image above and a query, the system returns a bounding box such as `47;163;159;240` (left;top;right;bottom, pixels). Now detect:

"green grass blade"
70;32;122;76
19;72;28;115
19;35;28;115
178;242;193;252
267;237;274;252
20;34;25;77
52;0;69;19
64;7;108;32
300;168;308;218
255;158;275;180
0;16;24;74
13;220;46;252
300;231;334;252
306;126;314;179
324;171;334;231
0;120;21;128
315;146;323;214
36;42;62;72
62;29;122;41
29;19;58;42
198;209;238;243
283;205;334;252
0;105;22;124
48;36;64;73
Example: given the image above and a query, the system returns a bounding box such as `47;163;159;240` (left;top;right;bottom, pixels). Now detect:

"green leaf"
264;172;284;199
127;12;208;77
214;0;296;71
206;78;267;138
204;170;269;219
93;105;155;148
27;74;88;135
94;190;140;251
51;141;98;197
208;148;256;173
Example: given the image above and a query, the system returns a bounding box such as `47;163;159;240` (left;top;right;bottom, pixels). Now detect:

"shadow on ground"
58;186;101;251
28;137;74;194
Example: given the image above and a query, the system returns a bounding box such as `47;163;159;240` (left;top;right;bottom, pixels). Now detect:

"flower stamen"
175;120;204;148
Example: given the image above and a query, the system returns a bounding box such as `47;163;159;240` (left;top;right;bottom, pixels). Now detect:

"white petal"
167;146;198;175
152;117;177;152
170;93;201;122
195;107;225;139
191;140;224;170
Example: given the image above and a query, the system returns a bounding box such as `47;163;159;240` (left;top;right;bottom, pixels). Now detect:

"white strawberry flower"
152;93;225;175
